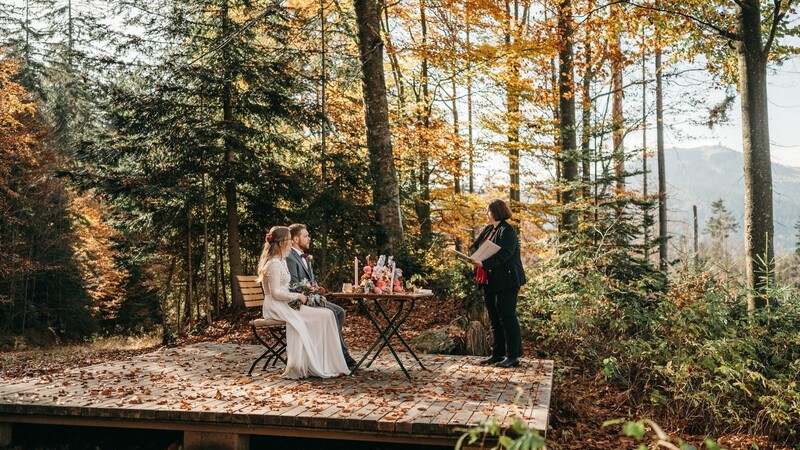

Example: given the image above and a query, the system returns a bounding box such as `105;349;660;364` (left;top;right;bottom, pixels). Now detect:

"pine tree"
704;198;739;268
79;0;314;323
794;218;800;259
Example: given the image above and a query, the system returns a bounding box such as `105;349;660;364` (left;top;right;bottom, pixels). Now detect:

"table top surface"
329;291;434;299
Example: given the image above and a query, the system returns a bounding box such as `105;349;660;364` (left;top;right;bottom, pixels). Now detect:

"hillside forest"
1;0;800;445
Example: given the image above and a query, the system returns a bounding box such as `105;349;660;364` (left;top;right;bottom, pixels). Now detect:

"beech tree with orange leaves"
0;54;97;338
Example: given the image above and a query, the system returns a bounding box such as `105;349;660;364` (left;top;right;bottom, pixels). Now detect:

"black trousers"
484;287;522;359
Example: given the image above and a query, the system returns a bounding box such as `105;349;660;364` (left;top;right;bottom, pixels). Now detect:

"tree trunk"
161;257;177;345
186;210;194;330
641;33;649;260
202;173;211;324
466;15;475;194
213;221;220;316
222;0;244;310
558;0;578;236
465;321;489;356
353;0;404;253
505;1;521;208
737;0;774;308
416;0;432;246
452;73;461;195
320;0;329;279
655;45;667;272
611;13;624;195
693;204;698;267
581;40;593;223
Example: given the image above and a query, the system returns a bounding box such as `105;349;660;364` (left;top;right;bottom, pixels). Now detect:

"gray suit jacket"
286;249;315;284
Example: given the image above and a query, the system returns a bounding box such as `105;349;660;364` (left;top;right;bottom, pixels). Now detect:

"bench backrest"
236;275;264;308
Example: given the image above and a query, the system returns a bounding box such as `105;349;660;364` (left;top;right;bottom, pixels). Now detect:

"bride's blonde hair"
257;226;290;282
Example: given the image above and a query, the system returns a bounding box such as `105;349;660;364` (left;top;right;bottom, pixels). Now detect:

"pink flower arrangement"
358;255;404;294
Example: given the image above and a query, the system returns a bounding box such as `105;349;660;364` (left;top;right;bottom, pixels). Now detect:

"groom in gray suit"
287;223;356;368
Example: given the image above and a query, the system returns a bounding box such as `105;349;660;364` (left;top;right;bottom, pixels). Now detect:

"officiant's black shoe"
345;355;357;369
495;357;520;368
479;355;504;365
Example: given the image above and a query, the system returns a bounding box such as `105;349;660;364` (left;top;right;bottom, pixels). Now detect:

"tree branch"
621;0;740;41
763;0;792;57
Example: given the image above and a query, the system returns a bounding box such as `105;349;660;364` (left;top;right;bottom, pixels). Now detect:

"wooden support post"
0;423;11;446
183;431;249;450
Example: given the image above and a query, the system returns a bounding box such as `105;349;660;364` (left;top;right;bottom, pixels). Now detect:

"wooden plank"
314;391;366;430
303;372;367;429
429;399;467;435
0;343;554;441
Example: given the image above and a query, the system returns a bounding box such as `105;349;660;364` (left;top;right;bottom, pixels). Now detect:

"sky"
668;56;800;167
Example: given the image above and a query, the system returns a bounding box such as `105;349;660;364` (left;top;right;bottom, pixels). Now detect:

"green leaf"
602;418;625;428
622;421;646;440
498;435;515;448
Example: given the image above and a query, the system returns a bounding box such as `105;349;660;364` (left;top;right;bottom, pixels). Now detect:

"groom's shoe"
479;355;504;366
345;355;358;369
495;357;520;368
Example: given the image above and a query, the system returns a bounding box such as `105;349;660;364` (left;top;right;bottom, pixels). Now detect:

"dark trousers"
484;288;522;359
324;302;351;359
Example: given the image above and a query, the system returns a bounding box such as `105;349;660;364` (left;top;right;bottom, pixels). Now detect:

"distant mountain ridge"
660;145;800;253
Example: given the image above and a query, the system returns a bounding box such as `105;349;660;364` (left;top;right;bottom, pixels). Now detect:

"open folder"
449;240;501;263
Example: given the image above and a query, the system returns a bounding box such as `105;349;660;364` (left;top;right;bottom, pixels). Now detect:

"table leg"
368;299;412;379
365;299;407;367
350;298;413;381
369;298;429;371
349;298;397;375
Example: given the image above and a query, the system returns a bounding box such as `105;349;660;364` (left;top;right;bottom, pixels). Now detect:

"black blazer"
286;249;315;284
469;221;526;294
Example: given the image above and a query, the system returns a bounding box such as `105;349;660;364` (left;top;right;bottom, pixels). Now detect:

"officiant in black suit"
469;199;526;369
287;223;356;368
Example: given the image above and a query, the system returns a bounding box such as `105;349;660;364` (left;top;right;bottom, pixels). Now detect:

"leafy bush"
456;415;546;450
520;248;800;442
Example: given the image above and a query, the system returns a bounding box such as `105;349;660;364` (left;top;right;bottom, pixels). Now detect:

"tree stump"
465;320;489;356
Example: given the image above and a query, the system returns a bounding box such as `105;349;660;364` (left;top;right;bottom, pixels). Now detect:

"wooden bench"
236;275;287;376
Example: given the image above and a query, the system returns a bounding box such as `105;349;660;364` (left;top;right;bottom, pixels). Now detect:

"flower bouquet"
357;255;405;294
287;280;328;310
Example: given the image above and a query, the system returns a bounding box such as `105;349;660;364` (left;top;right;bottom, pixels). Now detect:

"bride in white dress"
257;226;349;379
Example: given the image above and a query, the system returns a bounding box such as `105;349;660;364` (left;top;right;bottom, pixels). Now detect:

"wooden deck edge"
0;412;460;447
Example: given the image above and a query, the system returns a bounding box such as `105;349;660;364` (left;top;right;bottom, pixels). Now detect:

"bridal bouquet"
287;280;328;310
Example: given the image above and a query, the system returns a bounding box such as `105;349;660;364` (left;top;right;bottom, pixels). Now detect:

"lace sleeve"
264;260;300;303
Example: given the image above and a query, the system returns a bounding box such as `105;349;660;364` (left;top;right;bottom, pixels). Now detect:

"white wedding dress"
259;257;348;379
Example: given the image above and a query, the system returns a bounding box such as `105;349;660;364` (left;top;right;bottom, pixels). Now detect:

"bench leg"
249;325;287;375
248;349;271;376
184;431;249;450
265;328;287;367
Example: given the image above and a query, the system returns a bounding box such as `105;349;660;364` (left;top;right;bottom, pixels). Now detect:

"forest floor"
0;299;793;450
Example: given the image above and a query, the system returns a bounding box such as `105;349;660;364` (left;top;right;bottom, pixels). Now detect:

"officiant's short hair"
289;223;307;238
488;199;513;221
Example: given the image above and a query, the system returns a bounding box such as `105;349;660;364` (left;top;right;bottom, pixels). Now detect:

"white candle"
354;257;359;286
388;262;396;294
